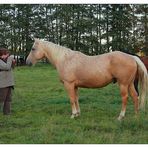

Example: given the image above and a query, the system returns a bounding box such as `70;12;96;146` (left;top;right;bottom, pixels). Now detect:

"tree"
0;4;147;60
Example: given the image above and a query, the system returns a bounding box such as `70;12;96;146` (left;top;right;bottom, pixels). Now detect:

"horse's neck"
44;43;70;67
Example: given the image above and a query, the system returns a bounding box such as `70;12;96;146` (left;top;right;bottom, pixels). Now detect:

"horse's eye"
32;48;36;51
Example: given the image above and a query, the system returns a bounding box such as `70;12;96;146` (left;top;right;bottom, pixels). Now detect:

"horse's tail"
133;56;148;110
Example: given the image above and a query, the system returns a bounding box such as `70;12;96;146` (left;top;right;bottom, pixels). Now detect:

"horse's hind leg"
134;78;139;96
64;82;79;118
75;87;80;116
118;84;129;121
129;83;139;114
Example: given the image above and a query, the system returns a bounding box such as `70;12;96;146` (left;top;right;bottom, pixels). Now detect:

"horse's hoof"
71;114;76;119
117;116;124;121
70;113;80;119
75;113;79;117
117;117;122;121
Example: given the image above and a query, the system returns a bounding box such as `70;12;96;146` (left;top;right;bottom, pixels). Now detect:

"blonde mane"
39;40;73;66
44;40;72;53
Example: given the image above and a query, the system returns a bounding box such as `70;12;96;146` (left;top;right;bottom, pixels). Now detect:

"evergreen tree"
0;4;147;59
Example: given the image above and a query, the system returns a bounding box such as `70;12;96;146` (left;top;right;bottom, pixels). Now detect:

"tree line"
0;4;148;58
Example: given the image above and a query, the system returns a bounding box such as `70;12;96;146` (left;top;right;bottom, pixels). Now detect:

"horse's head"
26;38;45;66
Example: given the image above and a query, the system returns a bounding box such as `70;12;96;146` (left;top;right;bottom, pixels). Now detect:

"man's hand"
12;59;16;66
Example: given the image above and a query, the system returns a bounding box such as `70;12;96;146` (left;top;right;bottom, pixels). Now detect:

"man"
0;48;15;115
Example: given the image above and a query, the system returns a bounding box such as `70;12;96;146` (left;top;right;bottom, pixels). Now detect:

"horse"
26;39;148;120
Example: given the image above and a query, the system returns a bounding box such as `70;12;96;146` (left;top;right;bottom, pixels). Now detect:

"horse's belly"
76;76;112;88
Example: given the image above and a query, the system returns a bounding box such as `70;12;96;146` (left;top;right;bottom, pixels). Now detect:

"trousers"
0;87;12;115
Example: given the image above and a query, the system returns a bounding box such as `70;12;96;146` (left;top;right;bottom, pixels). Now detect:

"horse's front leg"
75;87;80;117
64;82;80;118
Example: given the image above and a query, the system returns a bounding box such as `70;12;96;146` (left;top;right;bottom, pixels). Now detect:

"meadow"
0;63;148;144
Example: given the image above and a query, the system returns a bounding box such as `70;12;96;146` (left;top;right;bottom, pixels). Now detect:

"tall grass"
0;63;147;144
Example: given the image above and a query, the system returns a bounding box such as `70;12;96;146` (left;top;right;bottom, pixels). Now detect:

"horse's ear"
34;38;40;43
30;35;34;41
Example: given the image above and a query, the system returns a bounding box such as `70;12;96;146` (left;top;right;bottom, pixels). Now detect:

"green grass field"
0;63;148;144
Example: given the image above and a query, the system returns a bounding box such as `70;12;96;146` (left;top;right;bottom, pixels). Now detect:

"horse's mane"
38;40;74;64
43;40;72;55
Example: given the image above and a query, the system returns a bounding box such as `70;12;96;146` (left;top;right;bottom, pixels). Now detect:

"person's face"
1;53;9;59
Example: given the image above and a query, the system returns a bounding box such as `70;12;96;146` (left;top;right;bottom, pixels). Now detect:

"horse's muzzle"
26;59;33;66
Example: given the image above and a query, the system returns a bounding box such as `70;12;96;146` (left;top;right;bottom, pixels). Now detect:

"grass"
0;63;148;144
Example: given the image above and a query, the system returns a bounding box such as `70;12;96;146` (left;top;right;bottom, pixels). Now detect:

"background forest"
0;4;148;59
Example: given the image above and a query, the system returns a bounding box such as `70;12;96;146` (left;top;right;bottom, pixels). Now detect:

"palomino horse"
26;39;148;120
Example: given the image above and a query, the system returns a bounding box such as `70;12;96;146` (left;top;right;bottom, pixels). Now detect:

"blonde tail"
133;56;148;110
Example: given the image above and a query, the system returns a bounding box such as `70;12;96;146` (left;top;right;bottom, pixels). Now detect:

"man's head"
0;48;10;61
0;48;9;56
